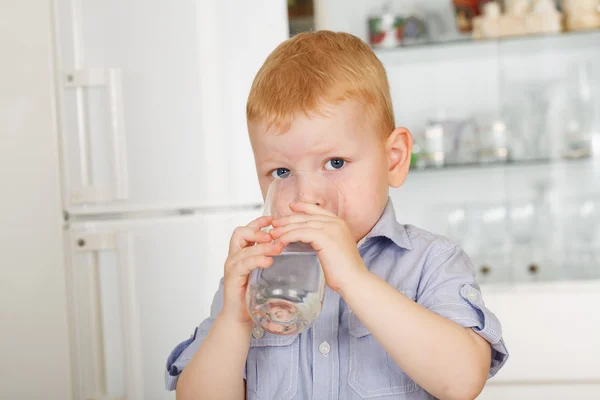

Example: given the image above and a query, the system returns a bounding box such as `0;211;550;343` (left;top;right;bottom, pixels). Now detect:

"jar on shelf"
452;0;482;33
562;61;599;159
477;117;509;164
422;110;479;167
368;4;404;48
563;0;600;31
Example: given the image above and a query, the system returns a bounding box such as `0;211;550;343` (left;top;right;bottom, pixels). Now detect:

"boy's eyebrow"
262;147;339;164
259;156;292;169
260;153;286;164
312;143;348;156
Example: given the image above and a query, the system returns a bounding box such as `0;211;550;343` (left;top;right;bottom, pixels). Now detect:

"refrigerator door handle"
71;232;143;400
65;68;130;205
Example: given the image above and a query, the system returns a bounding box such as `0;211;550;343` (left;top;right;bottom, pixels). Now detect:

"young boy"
166;31;508;400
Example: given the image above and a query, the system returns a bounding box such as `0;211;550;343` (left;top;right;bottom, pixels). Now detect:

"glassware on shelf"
503;80;559;162
468;203;512;283
396;1;430;46
422;121;445;168
508;200;538;280
509;181;555;282
433;204;492;280
429;179;600;284
422;110;479;168
367;1;438;48
501;58;599;163
445;206;470;245
410;142;428;170
246;172;341;335
562;60;599;159
432;202;472;246
559;196;600;280
476;117;509;163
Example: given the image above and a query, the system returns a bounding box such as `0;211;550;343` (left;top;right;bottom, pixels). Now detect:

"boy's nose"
297;192;323;207
296;185;325;208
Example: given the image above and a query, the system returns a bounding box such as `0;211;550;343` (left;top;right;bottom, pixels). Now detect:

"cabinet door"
481;281;600;383
478;384;600;400
54;0;288;215
65;209;260;400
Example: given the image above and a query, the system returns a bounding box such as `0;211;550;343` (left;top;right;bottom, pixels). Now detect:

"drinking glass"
246;172;341;335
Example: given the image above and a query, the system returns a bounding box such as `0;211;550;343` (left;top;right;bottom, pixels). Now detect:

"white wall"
0;1;72;399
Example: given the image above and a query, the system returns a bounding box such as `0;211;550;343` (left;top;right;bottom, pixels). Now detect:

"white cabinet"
482;281;600;383
478;384;600;400
476;281;600;399
65;209;260;400
54;0;288;214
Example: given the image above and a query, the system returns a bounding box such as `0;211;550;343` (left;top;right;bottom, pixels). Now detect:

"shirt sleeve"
164;277;225;391
416;242;509;378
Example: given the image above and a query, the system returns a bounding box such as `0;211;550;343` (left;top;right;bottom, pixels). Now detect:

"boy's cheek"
345;197;388;240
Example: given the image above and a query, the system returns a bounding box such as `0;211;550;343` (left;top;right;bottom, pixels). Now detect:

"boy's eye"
324;159;345;171
271;168;291;179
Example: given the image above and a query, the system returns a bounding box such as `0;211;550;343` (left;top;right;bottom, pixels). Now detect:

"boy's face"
249;100;411;242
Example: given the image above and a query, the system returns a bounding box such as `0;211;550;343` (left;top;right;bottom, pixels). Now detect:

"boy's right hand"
219;216;284;326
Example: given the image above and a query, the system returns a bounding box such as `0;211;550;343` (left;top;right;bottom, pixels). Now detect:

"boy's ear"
386;127;413;188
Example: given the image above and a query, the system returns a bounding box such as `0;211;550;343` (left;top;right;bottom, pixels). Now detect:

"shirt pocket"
348;313;420;398
246;333;299;400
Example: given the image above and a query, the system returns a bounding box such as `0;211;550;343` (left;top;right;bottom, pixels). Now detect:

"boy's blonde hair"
247;30;395;136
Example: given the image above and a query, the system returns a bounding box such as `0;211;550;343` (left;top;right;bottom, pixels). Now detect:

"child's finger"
289;201;336;217
226;242;280;277
270;221;324;239
246;215;274;229
230;255;274;278
229;241;283;265
229;226;273;253
277;228;324;251
272;213;332;228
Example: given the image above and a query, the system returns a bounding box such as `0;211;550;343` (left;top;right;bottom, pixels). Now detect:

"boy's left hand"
269;201;367;293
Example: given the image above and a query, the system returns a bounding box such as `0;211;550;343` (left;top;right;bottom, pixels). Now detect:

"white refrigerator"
53;1;288;399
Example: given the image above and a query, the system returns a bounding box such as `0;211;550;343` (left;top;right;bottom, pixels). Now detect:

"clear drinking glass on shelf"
470;203;511;283
562;60;600;159
561;196;600;280
246;172;341;335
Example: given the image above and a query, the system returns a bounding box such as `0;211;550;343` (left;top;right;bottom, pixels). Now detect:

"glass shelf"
373;28;600;55
408;156;594;174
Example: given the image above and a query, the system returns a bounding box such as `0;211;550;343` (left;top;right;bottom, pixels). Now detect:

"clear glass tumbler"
246;172;341;335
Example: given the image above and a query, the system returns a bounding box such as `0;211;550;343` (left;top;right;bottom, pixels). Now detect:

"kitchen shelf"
373;28;600;55
409;156;594;174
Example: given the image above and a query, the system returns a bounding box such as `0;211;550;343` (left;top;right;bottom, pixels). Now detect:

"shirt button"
252;327;264;339
319;341;331;356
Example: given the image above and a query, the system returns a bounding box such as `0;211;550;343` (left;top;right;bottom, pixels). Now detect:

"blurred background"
1;0;599;399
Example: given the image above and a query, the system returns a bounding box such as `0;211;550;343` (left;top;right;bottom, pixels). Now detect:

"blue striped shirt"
165;200;508;399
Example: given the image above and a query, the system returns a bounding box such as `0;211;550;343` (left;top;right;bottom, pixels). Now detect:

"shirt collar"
358;198;413;250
